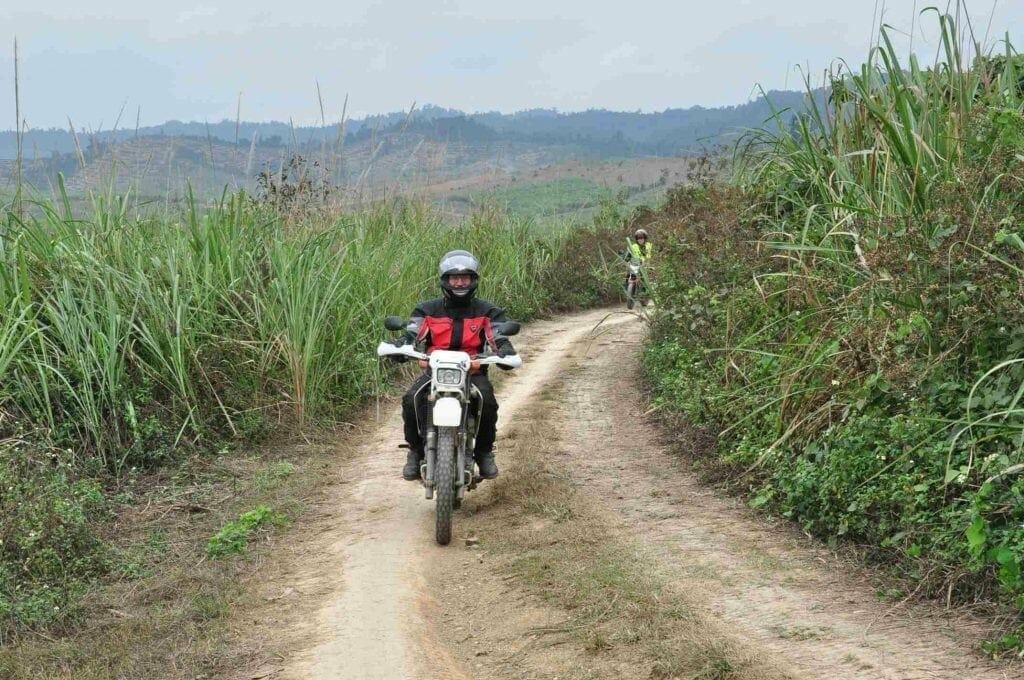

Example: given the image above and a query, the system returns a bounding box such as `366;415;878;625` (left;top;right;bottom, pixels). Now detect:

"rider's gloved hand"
495;339;515;357
388;335;412;363
495;340;517;369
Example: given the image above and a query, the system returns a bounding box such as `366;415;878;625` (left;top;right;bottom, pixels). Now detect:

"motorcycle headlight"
436;367;464;386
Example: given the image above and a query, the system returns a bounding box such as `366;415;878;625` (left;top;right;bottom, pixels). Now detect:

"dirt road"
248;308;1013;680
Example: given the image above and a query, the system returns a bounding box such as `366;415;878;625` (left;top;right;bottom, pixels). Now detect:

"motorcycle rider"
391;250;517;481
628;228;653;262
623;228;654;301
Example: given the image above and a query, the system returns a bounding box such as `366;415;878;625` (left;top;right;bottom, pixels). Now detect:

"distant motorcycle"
625;257;646;310
377;317;522;545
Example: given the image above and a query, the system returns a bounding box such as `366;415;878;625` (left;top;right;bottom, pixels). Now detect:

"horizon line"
0;88;810;135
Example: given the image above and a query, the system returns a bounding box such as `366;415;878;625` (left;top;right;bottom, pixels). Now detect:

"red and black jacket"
404;297;514;359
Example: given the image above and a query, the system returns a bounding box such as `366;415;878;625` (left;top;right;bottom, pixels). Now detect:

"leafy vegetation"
645;6;1024;648
0;448;109;630
0;188;617;637
206;505;286;559
0;446;328;678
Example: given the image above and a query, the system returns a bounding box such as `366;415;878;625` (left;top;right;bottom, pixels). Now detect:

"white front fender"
432;397;463;427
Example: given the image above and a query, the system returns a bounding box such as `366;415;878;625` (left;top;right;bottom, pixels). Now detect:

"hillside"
1;130;590;199
0;92;802;199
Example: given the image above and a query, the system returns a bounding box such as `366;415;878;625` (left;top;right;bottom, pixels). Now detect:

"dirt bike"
625;257;646;310
377;317;522;545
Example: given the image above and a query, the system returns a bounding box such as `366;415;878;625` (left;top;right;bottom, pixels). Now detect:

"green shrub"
541;223;623;311
0;443;109;634
644;9;1024;642
206;505;286;559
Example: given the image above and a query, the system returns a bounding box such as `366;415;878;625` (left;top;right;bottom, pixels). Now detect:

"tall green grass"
0;194;559;462
730;6;1024;459
648;4;1024;644
740;8;1022;219
0;189;569;634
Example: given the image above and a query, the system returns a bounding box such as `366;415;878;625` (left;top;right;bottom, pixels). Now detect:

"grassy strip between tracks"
462;379;791;680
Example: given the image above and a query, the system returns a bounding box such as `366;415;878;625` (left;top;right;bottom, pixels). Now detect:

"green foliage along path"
645;6;1024;653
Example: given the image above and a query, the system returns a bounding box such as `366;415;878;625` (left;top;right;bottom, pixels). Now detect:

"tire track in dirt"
280;308;623;680
557;321;1015;679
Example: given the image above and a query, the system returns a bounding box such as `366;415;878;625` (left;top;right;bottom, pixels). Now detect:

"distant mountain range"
0;91;809;197
1;91;807;160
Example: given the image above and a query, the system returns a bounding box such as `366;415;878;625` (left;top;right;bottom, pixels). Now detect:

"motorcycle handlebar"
377;342;522;370
475;354;523;370
377;341;428;361
418;356;523;371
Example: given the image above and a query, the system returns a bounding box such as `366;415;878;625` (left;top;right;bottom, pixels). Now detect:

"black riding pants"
401;372;498;455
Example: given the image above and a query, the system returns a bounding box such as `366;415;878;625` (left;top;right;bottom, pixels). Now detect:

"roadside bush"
541;223;622;311
0;443;109;634
644;9;1024;641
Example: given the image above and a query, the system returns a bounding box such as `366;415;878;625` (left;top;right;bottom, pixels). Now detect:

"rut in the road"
557;324;1011;679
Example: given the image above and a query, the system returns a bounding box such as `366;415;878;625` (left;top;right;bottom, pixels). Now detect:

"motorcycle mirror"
384;316;406;332
498;321;521;336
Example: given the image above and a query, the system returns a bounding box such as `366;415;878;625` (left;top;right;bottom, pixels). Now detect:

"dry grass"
462;383;793;680
0;429;346;680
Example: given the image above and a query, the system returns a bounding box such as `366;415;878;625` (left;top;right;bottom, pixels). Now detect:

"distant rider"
390;250;517;481
627;228;653;262
622;228;654;297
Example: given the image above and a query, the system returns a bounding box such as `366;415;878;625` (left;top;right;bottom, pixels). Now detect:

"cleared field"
431;156;692;223
450;177;612;217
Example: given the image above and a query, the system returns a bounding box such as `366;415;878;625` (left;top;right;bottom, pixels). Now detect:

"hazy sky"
2;1;1023;130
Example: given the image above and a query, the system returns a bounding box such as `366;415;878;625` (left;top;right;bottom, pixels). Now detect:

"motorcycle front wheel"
626;281;638;310
434;427;456;545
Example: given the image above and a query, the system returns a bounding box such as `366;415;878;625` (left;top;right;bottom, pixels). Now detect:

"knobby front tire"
435;427;456;545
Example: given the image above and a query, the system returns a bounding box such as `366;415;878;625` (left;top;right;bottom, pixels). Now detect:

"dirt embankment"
229;309;1015;680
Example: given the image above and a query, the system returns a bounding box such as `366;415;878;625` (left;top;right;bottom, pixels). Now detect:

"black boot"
475;450;498;479
402;448;423;481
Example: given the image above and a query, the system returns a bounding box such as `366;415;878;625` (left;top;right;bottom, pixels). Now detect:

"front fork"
423;429;437;500
421;392;484;500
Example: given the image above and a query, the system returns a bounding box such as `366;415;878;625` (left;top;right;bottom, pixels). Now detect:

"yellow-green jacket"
628;240;653;262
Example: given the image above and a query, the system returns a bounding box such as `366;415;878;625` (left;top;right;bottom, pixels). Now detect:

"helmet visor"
439;252;480;277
